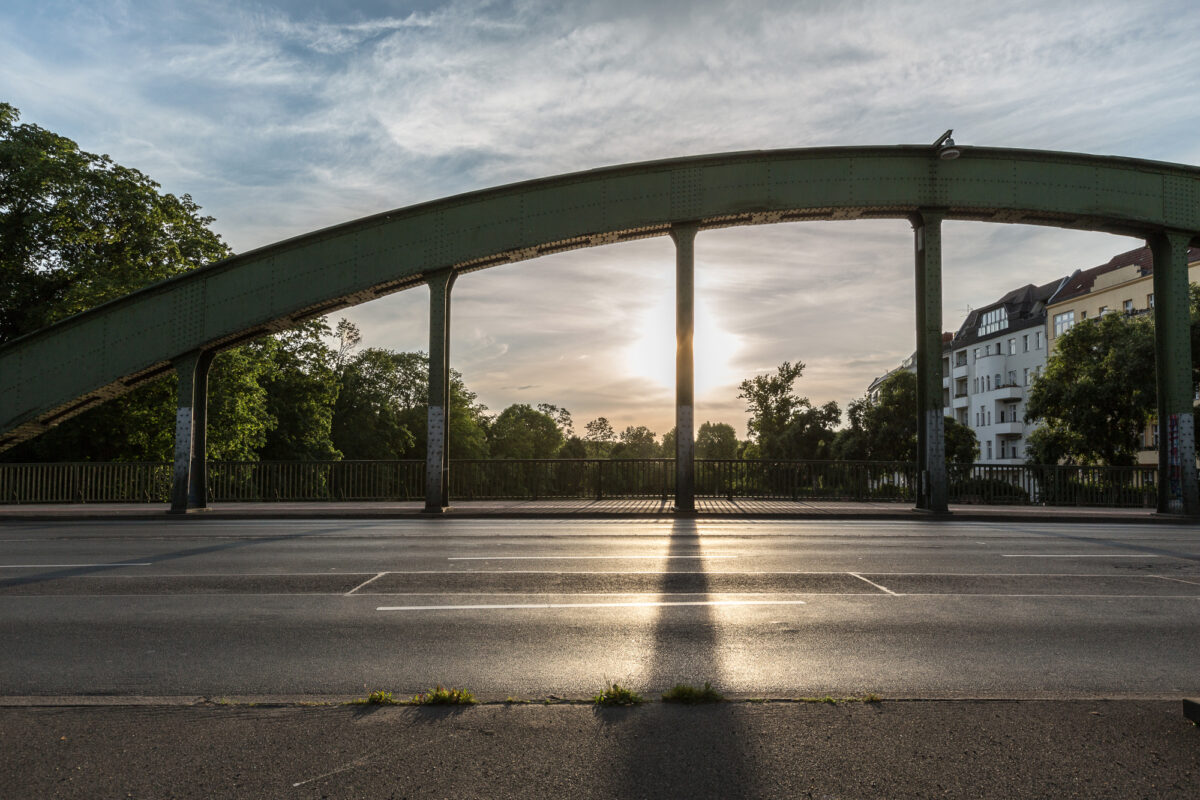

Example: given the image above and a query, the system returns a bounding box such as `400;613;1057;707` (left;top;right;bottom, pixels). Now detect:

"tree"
0;103;229;344
611;425;659;458
332;348;489;460
738;361;841;459
0;103;292;462
488;404;564;459
1024;311;1158;465
695;422;738;459
583;417;617;458
833;371;977;464
258;320;341;461
536;403;574;438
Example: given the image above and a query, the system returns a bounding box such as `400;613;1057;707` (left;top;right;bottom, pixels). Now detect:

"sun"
623;290;742;395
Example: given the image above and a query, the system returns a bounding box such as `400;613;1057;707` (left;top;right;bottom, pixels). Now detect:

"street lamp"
933;129;960;160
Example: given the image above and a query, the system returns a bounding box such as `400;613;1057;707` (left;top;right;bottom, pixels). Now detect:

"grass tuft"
592;682;645;707
411;685;477;706
504;696;531;705
661;682;725;704
347;690;401;706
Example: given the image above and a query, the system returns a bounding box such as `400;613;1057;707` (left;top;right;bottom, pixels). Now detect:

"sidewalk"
3;699;1198;798
0;497;1181;523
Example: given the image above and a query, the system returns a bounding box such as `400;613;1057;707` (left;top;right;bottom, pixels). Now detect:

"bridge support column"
912;211;948;513
169;349;214;514
424;271;456;513
672;223;698;512
1149;231;1198;516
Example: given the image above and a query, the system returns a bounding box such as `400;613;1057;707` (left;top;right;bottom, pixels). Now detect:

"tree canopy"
833;370;977;464
738;361;840;459
1024;310;1159;465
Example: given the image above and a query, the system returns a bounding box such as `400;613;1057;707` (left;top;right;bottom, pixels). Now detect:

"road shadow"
0;523;348;590
603;517;763;798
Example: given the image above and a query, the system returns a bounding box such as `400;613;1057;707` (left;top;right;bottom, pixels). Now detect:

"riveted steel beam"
672;223;699;513
5;146;1200;451
169;350;213;514
912;210;948;513
1149;231;1199;516
424;271;456;513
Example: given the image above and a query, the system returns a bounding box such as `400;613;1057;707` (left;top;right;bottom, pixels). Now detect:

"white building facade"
942;280;1061;464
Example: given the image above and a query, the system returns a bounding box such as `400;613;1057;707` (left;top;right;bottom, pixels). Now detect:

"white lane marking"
1001;554;1164;558
446;555;737;561
377;599;806;611
345;572;387;596
848;572;899;595
1154;575;1200;587
0;563;152;568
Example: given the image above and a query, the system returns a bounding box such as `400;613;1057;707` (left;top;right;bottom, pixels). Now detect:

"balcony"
992;421;1024;436
953;364;969;379
952;394;970;409
985;384;1024;400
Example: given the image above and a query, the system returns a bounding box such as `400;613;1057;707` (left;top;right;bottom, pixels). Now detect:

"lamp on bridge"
933;129;960;160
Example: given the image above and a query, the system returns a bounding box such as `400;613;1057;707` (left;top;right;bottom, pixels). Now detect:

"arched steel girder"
2;144;1200;450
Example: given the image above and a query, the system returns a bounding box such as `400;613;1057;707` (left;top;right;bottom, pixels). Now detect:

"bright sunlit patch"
623;289;742;394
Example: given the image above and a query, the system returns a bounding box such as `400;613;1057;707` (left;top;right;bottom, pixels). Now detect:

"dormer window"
977;308;1008;336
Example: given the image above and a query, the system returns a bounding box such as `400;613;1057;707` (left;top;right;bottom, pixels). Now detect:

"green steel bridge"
1;140;1197;515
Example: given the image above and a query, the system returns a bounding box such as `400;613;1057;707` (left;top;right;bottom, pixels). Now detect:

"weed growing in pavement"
661;682;725;704
348;690;401;705
592;683;645;707
504;696;531;705
411;685;478;705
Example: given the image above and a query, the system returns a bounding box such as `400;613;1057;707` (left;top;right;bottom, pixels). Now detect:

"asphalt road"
2;517;1199;699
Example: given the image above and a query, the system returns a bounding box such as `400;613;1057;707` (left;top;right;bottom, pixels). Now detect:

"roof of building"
1048;245;1200;305
946;276;1064;351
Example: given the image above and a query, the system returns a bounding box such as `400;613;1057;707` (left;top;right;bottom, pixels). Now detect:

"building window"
1079;310;1087;319
1022;334;1029;352
1098;305;1107;315
986;441;992;460
1007;338;1016;355
1123;299;1133;313
977;307;1008;337
1007;370;1016;386
1053;311;1075;337
1035;331;1043;349
995;373;1001;387
1023;367;1029;386
1148;293;1155;308
985;375;991;391
955;350;967;367
973;347;979;361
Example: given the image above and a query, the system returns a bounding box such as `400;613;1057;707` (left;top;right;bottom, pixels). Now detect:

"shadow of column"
601;517;763;798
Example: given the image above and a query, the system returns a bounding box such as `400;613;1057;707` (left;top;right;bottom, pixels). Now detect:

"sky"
4;0;1200;438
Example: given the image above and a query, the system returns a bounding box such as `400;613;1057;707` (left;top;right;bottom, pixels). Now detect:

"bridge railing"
0;458;1163;507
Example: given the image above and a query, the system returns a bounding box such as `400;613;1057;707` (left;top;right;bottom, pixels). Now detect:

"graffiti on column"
1169;413;1181;508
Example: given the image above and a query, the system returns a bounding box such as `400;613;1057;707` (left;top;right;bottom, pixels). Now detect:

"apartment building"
1044;245;1200;464
941;279;1062;464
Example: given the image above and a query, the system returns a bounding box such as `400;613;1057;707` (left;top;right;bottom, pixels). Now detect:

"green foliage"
833;371;977;464
695;421;739;459
0;102;229;344
611;425;659;458
258;321;341;461
331;348;489;460
583;417;617;458
592;682;644;707
365;690;398;705
738;362;841;459
411;685;477;705
536;403;574;438
557;435;588;459
488;404;564;459
661;682;725;704
1025;312;1157;465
